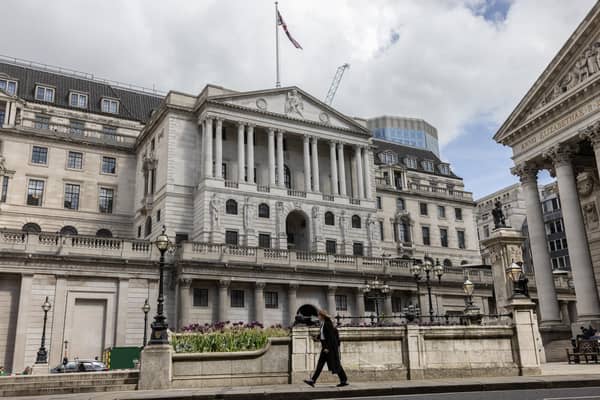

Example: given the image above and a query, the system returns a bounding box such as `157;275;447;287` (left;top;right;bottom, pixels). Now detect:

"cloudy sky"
1;0;595;198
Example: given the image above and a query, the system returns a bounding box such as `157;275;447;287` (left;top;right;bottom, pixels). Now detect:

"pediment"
495;3;600;143
208;86;369;134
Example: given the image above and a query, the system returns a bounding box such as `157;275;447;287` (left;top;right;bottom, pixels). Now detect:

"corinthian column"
246;124;255;184
311;137;320;192
337;142;347;196
303;135;312;192
580;122;600;183
277;131;285;187
204;117;214;178
355;146;364;199
363;148;372;200
544;145;600;320
268;128;276;186
511;163;561;326
329;141;339;195
237;122;245;182
215;119;223;179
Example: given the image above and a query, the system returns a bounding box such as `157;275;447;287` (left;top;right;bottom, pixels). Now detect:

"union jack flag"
277;10;303;50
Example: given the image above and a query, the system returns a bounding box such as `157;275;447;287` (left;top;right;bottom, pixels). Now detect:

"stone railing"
407;183;473;201
0;230;155;260
287;189;306;198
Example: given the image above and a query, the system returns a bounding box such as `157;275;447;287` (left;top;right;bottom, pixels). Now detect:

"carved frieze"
284;89;304;118
583;202;599;229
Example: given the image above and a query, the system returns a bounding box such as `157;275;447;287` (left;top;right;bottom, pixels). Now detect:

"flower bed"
172;321;289;353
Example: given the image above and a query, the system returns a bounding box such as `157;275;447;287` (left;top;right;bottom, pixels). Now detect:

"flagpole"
275;1;281;88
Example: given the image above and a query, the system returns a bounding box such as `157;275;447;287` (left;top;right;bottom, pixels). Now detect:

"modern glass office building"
367;116;440;157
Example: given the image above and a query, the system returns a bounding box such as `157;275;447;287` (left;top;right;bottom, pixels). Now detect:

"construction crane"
324;63;350;106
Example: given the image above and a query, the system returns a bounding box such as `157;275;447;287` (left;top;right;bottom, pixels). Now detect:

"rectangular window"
31;146;48;164
157;209;161;222
364;297;376;313
440;228;448;247
258;233;271;248
34;114;50;130
437;205;446;218
376;196;382;209
101;156;116;174
265;291;279;309
225;230;239;246
64;183;80;210
69;92;88;108
335;294;348;311
556;219;563;233
27;179;45;206
420;202;428;216
221;163;227;179
69;119;84;136
99;187;114;213
352;242;364;256
193;288;209;307
397;198;405;210
35;85;55;102
422;226;430;245
392;296;402;313
1;176;9;203
137;225;141;238
67;151;83;169
0;79;17;95
101;98;119;114
231;289;245;308
457;230;466;249
483;225;490;238
103;126;117;141
326;240;337;254
455;208;463;221
379;221;384;241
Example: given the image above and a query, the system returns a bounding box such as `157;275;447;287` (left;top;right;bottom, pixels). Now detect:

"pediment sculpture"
285;90;304;118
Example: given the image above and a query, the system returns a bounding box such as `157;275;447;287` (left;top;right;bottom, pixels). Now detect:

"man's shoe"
303;379;315;387
337;382;349;387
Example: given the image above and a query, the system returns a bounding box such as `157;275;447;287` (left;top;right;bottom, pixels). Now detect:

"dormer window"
404;157;417;169
421;160;434;172
380;151;396;165
101;98;119;114
35;85;55;102
0;79;17;96
69;92;88;108
438;163;450;175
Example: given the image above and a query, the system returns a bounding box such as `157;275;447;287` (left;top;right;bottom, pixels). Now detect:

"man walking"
303;309;348;387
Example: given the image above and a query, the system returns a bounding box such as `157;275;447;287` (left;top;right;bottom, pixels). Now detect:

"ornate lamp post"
506;261;529;298
141;299;151;347
36;296;51;364
412;258;444;321
148;227;171;345
362;277;390;324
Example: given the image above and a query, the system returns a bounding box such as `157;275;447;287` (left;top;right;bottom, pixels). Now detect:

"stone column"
115;278;129;346
237;122;245;182
254;282;265;324
218;279;230;322
311;137;320;192
580;124;600;182
288;283;298;326
512;163;561;325
12;274;33;373
355;146;364;199
560;301;571;325
544;145;600;320
204;117;213;178
355;287;365;320
337;142;347;196
214;118;223;179
303;135;311;192
246;124;255;184
384;293;393;316
277;131;285;187
363;148;372;200
178;278;192;330
327;286;337;316
329;141;339;195
268;128;276;186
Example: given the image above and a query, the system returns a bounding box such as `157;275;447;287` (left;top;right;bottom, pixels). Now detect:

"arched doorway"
294;304;319;326
286;210;309;251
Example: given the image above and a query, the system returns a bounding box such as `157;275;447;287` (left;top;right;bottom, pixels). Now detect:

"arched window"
145;217;152;237
284;165;291;189
443;259;452;267
351;215;361;229
60;226;78;236
258;203;270;218
460;260;469;265
22;223;41;233
324;211;335;226
424;256;435;265
96;229;113;238
226;199;238;215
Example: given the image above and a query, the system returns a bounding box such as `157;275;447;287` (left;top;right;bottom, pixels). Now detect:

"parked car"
50;360;108;373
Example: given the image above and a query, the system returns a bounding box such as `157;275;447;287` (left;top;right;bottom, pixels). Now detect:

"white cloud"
0;0;595;147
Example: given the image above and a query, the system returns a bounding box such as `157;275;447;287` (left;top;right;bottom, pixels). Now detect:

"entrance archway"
297;304;318;318
286;210;309;251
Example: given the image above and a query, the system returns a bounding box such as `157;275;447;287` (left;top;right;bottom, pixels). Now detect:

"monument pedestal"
138;344;172;390
31;363;49;375
506;297;543;375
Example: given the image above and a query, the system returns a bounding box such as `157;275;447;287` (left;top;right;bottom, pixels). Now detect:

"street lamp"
141;299;151;347
506;261;529;298
362;277;390;324
148;226;171;345
412;257;443;321
36;296;51;364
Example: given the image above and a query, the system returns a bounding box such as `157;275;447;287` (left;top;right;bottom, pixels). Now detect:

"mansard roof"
0;61;164;123
373;139;460;179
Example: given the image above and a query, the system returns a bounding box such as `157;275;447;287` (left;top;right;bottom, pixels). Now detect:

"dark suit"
311;318;347;384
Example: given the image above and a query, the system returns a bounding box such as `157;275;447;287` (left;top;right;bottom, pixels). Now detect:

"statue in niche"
367;216;377;242
285;89;304;118
312;206;320;239
583;202;599;228
209;194;221;229
339;211;347;240
243;197;254;230
492;201;507;229
586;48;599;75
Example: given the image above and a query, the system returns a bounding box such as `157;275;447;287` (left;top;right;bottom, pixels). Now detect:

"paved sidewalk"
11;371;600;400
